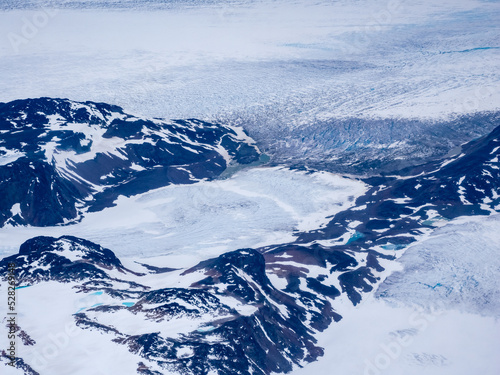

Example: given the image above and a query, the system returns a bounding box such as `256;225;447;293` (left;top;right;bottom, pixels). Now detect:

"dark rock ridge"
0;115;499;375
0;97;260;227
0;235;142;287
275;121;500;304
117;244;336;373
1;236;341;375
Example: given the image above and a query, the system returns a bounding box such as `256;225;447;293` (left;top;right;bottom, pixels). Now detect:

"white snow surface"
291;213;500;375
291;296;500;375
0;282;174;375
0;167;366;267
0;147;25;166
1;1;499;374
0;0;498;123
376;213;500;317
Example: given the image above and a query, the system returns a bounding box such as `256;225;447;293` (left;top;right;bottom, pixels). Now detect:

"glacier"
0;166;366;264
0;0;498;122
293;213;500;375
0;0;499;374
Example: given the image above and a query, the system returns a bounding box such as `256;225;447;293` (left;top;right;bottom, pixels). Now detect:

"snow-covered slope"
292;213;500;375
0;98;260;227
0;1;499;373
0;235;342;375
1;0;499;177
1;116;499;375
1;1;498;174
0;166;367;262
377;213;500;317
0;0;498;121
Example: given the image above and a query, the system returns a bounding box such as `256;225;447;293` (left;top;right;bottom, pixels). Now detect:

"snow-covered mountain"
0;235;340;374
1;0;499;373
0;236;133;284
1;113;498;374
0;98;260;227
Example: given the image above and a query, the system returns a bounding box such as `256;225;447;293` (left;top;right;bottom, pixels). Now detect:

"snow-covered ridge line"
0;235;340;375
0;119;499;374
0;97;261;227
